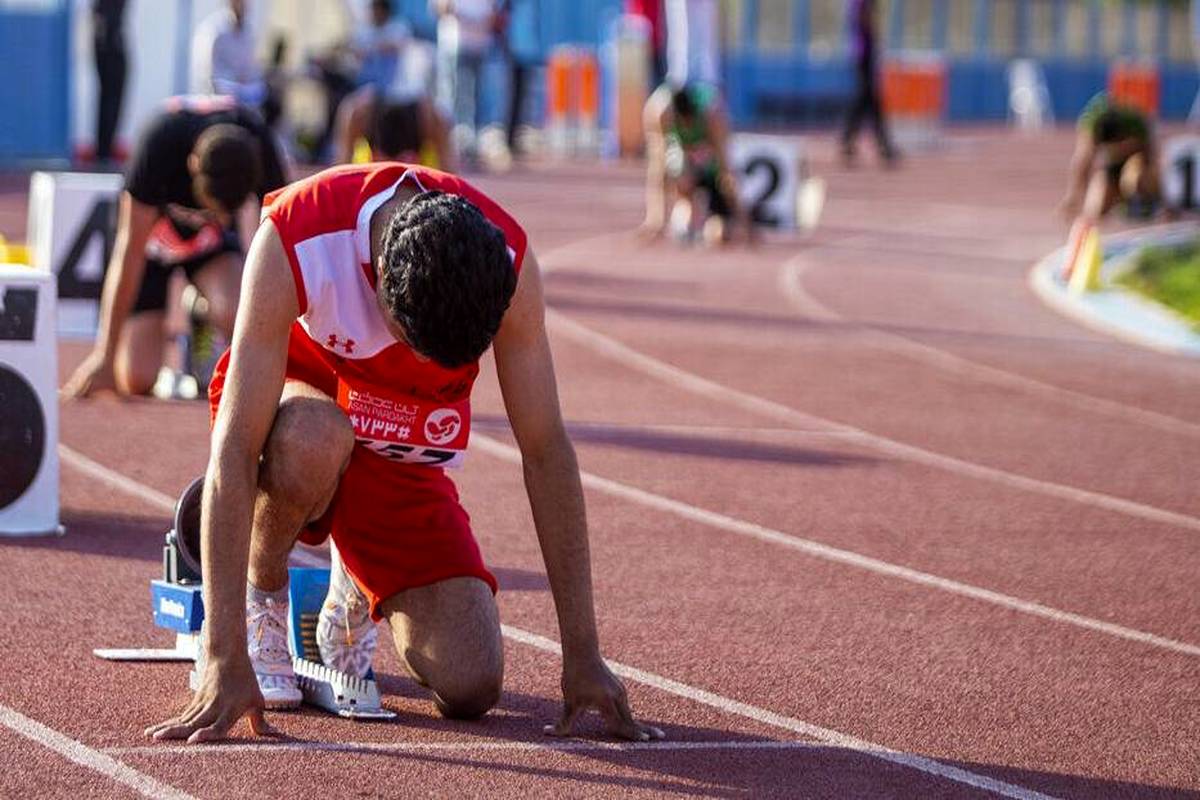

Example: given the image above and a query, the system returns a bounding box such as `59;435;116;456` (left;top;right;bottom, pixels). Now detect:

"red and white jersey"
262;163;527;467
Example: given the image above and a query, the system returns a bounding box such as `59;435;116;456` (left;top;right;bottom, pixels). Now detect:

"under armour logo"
326;334;356;354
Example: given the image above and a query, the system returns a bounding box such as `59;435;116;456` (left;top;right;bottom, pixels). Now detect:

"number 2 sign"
729;134;804;230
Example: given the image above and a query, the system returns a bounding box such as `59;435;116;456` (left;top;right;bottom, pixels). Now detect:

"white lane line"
780;256;1200;438
0;704;197;800
472;434;1200;658
544;308;1200;535
62;453;1057;798
106;740;823;757
474;418;859;443
500;627;1059;800
60;445;178;513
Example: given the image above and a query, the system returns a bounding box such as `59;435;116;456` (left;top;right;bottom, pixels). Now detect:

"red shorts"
208;344;497;620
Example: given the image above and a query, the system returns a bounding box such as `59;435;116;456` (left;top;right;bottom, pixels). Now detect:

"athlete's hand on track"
1057;194;1082;221
544;654;665;742
62;350;117;399
637;220;665;242
145;654;276;744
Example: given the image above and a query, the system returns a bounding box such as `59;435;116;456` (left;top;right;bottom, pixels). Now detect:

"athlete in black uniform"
65;96;287;398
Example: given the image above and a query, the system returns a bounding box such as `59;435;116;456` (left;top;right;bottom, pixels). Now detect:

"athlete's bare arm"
146;220;298;743
492;251;663;742
641;87;672;237
1059;128;1097;220
63;192;158;397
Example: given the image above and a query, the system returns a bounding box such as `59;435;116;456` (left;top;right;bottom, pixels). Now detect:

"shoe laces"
248;597;290;663
326;590;369;647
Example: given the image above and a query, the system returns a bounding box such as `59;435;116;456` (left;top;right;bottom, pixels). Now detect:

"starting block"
95;477;395;721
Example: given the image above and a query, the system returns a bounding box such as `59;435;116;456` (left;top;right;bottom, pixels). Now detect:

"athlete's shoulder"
262;165;379;244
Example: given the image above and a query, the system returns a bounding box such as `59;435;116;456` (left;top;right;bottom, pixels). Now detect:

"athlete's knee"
430;656;504;720
260;394;354;497
115;363;158;397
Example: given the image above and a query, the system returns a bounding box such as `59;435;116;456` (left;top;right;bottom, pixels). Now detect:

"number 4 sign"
1161;135;1200;211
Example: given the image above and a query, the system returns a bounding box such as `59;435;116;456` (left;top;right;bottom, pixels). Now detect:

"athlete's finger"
614;690;665;740
599;695;647;741
247;708;279;737
144;699;202;738
543;702;584;738
186;711;238;745
153;704;218;741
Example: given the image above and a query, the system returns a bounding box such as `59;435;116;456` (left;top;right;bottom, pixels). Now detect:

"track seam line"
543;308;1200;535
471;434;1200;658
61;451;1057;799
499;626;1059;800
779;255;1200;438
0;704;197;800
104;740;824;757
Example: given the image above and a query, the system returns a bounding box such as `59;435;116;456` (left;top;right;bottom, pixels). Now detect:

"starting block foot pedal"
287;565;396;721
293;657;396;720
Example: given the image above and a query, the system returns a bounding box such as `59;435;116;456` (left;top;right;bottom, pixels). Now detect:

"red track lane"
1;130;1198;798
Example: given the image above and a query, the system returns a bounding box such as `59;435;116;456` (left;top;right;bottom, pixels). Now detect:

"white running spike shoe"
246;591;302;708
316;544;378;678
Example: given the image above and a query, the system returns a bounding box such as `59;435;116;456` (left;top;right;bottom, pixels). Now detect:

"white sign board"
729;134;804;230
1161;134;1200;211
26;171;124;338
0;266;60;536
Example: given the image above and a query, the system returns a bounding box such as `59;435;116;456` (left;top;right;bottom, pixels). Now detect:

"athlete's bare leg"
113;311;166;395
248;381;355;592
382;577;504;719
418;97;454;171
191;252;242;339
334;86;377;165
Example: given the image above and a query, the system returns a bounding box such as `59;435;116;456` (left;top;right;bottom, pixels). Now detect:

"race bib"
337;379;470;468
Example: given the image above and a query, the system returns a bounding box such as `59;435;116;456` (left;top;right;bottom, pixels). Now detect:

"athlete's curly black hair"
378;191;517;368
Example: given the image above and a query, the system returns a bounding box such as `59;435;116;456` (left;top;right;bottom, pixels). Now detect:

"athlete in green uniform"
1059;93;1160;223
642;83;747;244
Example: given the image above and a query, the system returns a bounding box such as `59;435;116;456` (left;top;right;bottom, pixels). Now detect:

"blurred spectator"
665;0;719;88
502;0;540;154
191;0;265;105
432;0;500;157
840;0;896;165
353;0;412;93
92;0;128;165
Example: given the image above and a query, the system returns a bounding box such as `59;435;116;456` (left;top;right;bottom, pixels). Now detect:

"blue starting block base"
151;580;204;634
287;566;331;660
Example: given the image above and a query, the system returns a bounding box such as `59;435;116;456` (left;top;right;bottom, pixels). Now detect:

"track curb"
1028;222;1200;358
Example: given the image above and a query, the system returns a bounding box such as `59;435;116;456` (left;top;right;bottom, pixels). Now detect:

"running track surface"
1;130;1197;799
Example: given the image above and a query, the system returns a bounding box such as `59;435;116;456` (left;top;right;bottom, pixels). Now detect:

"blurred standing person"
841;0;896;166
191;1;269;112
502;0;540;155
92;0;128;166
665;0;720;88
432;0;499;160
626;0;666;88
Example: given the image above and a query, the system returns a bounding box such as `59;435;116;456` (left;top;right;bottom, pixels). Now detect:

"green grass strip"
1116;237;1200;330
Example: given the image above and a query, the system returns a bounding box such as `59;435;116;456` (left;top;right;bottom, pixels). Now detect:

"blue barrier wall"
0;0;1195;161
724;0;1198;127
0;3;71;161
